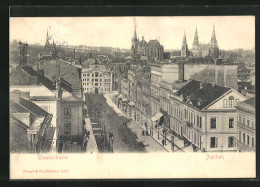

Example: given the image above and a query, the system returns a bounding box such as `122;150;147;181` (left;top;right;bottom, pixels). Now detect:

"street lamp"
157;121;160;140
109;132;114;153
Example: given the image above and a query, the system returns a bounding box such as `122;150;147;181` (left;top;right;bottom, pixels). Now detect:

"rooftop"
174;80;231;110
243;97;255;107
10;85;55;97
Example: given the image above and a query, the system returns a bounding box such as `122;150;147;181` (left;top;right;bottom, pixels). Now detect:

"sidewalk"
105;94;194;153
84;117;99;153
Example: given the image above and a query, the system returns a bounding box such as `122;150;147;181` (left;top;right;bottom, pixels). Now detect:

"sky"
10;16;255;50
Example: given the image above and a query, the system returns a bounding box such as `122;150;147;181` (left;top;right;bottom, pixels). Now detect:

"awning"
151;112;163;122
128;101;135;106
118;94;123;99
122;98;128;102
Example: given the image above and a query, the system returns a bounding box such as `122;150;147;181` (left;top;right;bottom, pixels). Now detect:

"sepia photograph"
9;16;256;179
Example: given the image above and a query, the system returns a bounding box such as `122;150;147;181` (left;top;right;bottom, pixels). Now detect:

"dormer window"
229;96;234;107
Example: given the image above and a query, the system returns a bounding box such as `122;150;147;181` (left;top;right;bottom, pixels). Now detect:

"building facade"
192;26;219;58
81;65;112;94
236;97;255;152
169;80;246;152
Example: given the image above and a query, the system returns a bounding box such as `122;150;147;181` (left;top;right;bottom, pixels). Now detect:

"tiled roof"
147;40;162;48
10;118;31;153
175;80;201;99
243;97;255;107
175;80;231;110
20;97;49;117
189;84;231;110
21;65;73;92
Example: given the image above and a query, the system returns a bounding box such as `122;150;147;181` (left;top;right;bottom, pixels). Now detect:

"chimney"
200;82;203;89
21;91;30;99
178;61;184;82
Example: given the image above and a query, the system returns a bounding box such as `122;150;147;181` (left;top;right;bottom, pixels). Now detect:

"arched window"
229;96;234;107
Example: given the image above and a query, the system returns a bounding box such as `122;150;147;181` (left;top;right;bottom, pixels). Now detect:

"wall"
59;101;83;136
184;64;238;90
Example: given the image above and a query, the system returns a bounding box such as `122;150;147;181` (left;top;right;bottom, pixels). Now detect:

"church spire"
193;26;199;48
182;30;187;44
210;24;218;46
181;30;188;57
134;24;137;41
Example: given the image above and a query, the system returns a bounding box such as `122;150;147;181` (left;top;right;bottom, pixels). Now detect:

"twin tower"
181;25;219;58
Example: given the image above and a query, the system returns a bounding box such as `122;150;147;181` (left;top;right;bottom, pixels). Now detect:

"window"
210;117;216;129
252;137;254;147
95;83;98;86
64;123;71;134
239;131;241;141
229;117;234;128
229;96;234;107
243;117;245;125
223;99;227;108
64;108;71;115
199;116;202;128
243;133;245;143
239;114;242;122
247;120;250;127
95;72;98;77
87;74;89;77
197;115;199;126
210;137;217;148
228;136;235;147
247;135;250;145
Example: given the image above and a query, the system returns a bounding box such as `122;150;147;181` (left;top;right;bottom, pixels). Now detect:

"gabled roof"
189;83;231;110
174;80;231;110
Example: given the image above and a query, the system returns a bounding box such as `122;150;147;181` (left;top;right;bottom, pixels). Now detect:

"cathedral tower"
193;27;199;50
181;31;189;57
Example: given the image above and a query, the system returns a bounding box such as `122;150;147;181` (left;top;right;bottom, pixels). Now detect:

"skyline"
10;16;255;50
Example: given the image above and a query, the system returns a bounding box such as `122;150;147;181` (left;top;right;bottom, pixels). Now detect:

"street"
85;93;147;153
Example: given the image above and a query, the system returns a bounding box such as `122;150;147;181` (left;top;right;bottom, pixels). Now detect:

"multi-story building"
136;74;152;133
236;97;255;152
169;80;246;152
150;63;184;120
58;91;84;152
105;63;128;90
120;77;129;100
10;66;85;153
10;91;54;153
81;65;112;94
